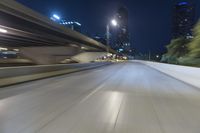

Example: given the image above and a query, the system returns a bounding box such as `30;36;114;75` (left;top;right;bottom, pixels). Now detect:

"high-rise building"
115;6;131;54
172;1;195;39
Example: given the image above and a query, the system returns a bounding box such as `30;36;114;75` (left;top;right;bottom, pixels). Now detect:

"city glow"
111;19;117;26
0;28;7;33
119;48;124;52
13;49;19;52
0;47;8;51
81;46;86;49
53;14;60;20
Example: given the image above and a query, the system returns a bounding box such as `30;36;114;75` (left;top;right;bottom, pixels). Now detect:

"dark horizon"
16;0;200;54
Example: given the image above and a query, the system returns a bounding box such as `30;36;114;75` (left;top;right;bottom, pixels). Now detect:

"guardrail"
0;62;110;87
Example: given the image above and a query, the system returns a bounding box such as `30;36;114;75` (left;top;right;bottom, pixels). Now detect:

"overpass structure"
0;0;116;64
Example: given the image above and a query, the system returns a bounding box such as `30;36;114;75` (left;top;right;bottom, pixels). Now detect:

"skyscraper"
172;1;195;39
115;6;131;54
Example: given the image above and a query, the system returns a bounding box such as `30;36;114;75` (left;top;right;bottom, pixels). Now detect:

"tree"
162;37;189;64
188;21;200;58
180;21;200;66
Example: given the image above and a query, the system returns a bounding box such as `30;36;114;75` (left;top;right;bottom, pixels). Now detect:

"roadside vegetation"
162;20;200;67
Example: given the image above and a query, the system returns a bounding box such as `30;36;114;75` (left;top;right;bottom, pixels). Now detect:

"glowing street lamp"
0;28;7;33
111;19;118;26
106;19;118;53
52;14;60;20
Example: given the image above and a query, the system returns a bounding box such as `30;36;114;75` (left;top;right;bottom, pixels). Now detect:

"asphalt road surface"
1;62;200;133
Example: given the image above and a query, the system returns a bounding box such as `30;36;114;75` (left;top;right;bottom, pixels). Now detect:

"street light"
106;19;118;53
0;28;7;33
111;19;117;26
52;14;60;20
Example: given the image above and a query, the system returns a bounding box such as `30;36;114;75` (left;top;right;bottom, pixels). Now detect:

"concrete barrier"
0;62;110;87
137;60;200;88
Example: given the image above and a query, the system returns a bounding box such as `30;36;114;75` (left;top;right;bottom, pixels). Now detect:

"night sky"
16;0;200;54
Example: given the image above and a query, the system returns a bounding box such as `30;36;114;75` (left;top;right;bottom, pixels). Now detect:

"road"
0;61;200;133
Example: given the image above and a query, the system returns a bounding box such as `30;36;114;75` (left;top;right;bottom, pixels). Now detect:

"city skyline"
16;0;200;54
